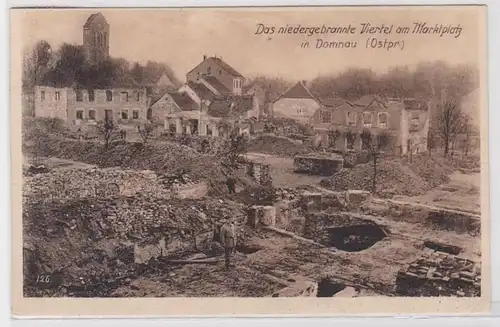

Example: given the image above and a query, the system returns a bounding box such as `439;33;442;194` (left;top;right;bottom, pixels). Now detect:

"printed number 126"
36;274;51;284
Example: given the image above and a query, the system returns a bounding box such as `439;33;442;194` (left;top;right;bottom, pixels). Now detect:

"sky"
14;6;484;82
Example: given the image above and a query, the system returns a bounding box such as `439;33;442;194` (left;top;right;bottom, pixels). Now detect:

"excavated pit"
423;240;462;255
316;278;346;297
236;244;261;254
326;224;387;252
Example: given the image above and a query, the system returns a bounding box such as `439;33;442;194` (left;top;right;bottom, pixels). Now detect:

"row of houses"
32;53;431;155
272;80;431;156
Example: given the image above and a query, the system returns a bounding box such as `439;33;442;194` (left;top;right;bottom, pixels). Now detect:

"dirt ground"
393;172;481;214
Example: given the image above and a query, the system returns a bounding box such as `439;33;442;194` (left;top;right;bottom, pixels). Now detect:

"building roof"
203;76;232;95
168;92;199;111
83;12;107;28
187;56;244;79
318;96;345;108
187;82;216;102
209;57;244;78
279;81;317;100
207;95;254;118
108;75;142;89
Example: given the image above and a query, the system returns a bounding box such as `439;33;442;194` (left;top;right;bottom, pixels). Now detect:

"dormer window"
207;66;212;76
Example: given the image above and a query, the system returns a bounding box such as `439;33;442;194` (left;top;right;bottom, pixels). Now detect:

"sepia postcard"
10;5;490;317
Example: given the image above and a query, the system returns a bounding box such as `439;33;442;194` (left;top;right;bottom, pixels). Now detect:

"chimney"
203;55;207;61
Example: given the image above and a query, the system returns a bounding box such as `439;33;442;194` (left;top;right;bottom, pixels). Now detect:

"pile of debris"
247;134;312;158
275;188;300;201
320;160;432;197
396;250;481;297
23;168;170;203
23;195;248;296
402;155;452;188
23;136;224;184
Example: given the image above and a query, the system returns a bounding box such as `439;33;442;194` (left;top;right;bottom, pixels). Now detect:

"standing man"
219;218;237;269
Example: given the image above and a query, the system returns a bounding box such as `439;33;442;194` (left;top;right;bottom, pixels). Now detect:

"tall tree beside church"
42;43;86;87
22;40;52;115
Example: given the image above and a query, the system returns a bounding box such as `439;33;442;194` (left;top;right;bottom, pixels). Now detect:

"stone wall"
293;155;344;176
361;199;480;235
246;162;273;186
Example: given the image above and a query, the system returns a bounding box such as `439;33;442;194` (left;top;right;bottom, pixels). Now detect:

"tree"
461;114;475;156
96;116;120;150
360;129;391;194
137;121;156;146
327;129;341;149
22;40;52;91
427;127;439;156
437;99;465;156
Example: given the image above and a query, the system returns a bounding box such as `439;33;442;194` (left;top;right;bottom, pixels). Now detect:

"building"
160;54;258;137
83;12;110;65
312;94;430;156
186;55;245;95
144;72;178;96
272;81;326;123
34;83;149;129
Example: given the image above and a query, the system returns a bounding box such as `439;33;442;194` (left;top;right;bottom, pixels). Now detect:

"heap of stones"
396;249;481;297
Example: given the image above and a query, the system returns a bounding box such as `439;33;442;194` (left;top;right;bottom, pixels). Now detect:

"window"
346;112;357;126
88;109;96;120
121;92;129;102
88;89;95;102
76;110;84;120
321;110;332;124
136;92;141;102
297;108;303;114
55;92;60;100
233;79;242;89
104;32;107;46
197;72;200;81
363;112;373;128
40;91;45;101
133;110;139;119
219;70;222;76
94;33;97;46
207;66;212;75
378;112;388;128
106;90;113;102
75;89;83;102
121;110;129;120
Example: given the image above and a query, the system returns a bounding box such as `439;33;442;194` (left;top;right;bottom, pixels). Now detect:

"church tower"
83;12;110;65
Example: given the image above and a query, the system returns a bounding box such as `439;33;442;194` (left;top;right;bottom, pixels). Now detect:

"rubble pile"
247;135;312;157
23;194;248;296
24;136;224;183
396;250;481;297
275;188;300;201
320;160;431;197
23;168;171;202
403;155;452;188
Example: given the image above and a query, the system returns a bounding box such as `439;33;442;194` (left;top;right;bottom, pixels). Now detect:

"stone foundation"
247;205;276;228
293;155;344;176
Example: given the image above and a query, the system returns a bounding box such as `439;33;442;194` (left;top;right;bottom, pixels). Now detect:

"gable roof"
168;92;199;111
203;76;231;95
187;56;244;79
280;81;317;100
83;12;107;28
207;95;254;118
187;82;216;102
209;57;244;78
